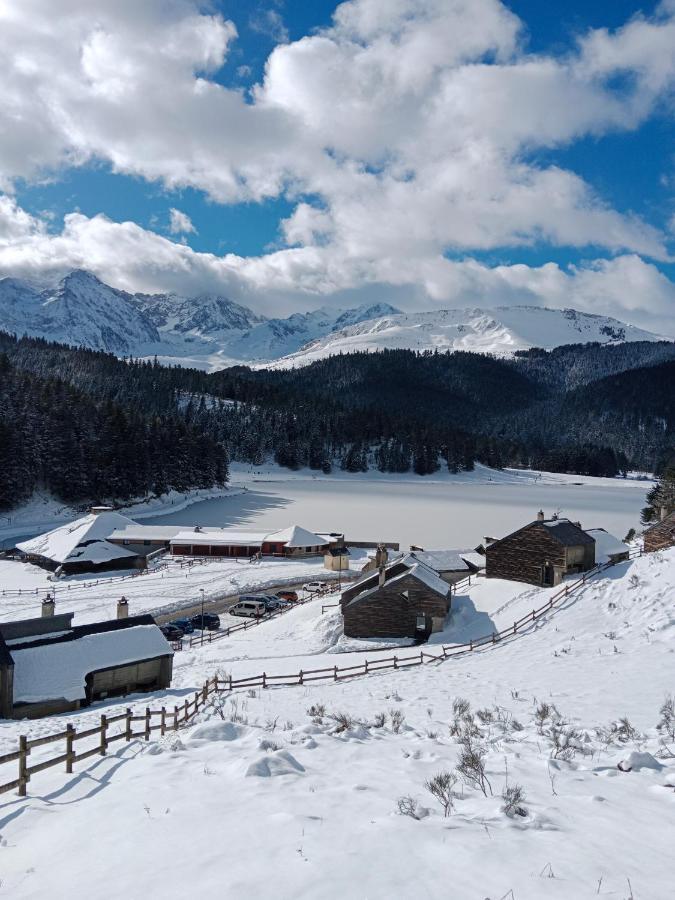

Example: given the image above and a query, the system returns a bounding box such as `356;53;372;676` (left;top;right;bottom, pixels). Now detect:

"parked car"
160;623;184;642
303;581;329;594
276;590;299;602
169;617;194;634
229;599;267;618
190;612;221;631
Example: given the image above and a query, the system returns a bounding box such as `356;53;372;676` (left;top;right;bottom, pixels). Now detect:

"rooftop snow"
407;550;470;571
109;525;184;541
264;525;329;547
16;511;137;564
171;529;267;546
585;529;628;562
11;625;171;703
346;562;449;607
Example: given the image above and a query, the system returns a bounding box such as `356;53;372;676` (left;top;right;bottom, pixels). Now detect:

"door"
542;563;554;586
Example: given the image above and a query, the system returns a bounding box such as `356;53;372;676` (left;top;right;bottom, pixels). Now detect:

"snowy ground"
0;553;361;625
0;549;672;898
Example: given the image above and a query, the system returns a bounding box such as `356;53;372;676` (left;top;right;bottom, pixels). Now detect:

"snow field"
0;550;672;897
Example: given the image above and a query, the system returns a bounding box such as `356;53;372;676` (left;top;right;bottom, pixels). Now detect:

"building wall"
486;524;570;587
343;574;449;639
644;512;675;553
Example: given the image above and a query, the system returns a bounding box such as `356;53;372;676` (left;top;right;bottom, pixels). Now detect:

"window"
415;614;426;631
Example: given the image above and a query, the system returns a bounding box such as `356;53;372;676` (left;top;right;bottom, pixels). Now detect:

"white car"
303;581;329;594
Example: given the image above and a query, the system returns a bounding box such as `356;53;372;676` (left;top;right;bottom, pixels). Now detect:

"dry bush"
425;771;458;817
390;709;406;733
372;711;387;728
501;784;527;818
457;735;492;796
397;795;420;819
534;701;552;734
259;739;280;752
657;695;675;741
476;708;494;725
307;703;326;722
329;711;356;733
549;724;582;760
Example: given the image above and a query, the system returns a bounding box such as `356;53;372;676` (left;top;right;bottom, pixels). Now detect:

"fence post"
333;665;338;681
229;674;233;691
262;672;267;689
18;735;29;797
184;698;189;721
531;609;535;621
420;651;423;664
173;705;179;730
125;708;132;742
100;714;108;756
194;691;199;713
202;682;208;702
66;724;75;773
364;659;369;674
393;655;398;670
160;707;166;737
298;670;304;686
470;639;473;651
513;621;517;635
144;708;151;741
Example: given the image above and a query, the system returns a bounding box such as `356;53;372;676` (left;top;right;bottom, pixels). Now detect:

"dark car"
160;624;184;642
277;590;299;603
169;617;194;634
190;612;221;631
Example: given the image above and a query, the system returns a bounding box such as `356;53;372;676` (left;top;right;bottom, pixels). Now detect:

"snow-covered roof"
458;551;486;570
346;562;449;607
16;511;138;565
407;550;470;572
11;625;171;703
64;540;139;565
585;528;628;562
109;525;184;541
264;525;329;548
171;529;267;546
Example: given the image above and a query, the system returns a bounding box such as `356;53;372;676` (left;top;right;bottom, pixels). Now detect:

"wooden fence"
0;674;225;798
0;550;640;799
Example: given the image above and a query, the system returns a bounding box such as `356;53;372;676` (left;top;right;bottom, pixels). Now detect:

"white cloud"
0;0;674;332
168;208;197;235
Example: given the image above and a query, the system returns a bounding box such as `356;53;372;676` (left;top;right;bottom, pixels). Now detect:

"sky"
0;0;675;334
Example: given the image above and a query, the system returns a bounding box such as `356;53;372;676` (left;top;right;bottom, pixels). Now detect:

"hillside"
0;549;673;898
265;306;667;369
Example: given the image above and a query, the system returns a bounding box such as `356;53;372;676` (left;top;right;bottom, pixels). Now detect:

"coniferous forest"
0;330;673;511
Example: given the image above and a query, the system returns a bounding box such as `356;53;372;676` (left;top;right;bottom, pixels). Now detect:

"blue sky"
14;0;673;265
1;0;674;330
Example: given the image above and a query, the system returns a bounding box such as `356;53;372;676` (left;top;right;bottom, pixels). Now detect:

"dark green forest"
0;330;673;510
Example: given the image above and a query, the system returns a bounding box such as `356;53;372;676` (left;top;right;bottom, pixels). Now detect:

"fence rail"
0;549;642;799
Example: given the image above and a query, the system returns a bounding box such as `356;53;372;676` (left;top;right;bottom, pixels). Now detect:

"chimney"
536;510;545;522
378;565;386;588
117;596;129;619
375;543;388;568
41;594;55;617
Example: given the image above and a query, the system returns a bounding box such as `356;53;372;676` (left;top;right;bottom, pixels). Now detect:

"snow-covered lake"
144;465;651;549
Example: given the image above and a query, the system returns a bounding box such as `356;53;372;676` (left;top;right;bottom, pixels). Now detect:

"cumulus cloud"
0;0;674;331
168;208;197;235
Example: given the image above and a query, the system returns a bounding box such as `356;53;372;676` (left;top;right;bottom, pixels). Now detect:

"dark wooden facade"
485;520;595;587
342;568;450;640
643;511;675;553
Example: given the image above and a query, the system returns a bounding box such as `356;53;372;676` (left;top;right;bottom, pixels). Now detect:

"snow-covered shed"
585;528;629;563
0;613;173;719
16;509;145;575
341;557;450;641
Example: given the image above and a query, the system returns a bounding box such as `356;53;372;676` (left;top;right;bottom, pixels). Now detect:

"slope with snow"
0;549;672;899
265;305;667;369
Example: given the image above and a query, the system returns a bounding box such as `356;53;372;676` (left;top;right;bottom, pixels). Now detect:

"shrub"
456;735;492;796
307;703;326;722
397;795;420;819
390;709;405;733
329;711;356;733
501;784;527;817
534;701;552;734
372;712;387;728
425;771;458;816
658;695;675;740
549;724;582;760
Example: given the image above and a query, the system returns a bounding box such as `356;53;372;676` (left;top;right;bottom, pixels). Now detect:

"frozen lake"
145;466;651;549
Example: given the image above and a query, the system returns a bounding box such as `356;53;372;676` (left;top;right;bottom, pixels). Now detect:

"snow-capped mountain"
264;306;667;369
0;270;668;370
0;270;159;355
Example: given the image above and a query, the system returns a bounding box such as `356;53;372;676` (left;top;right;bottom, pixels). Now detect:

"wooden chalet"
341;559;450;641
485;512;595;587
0;610;173;719
643;509;675;553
